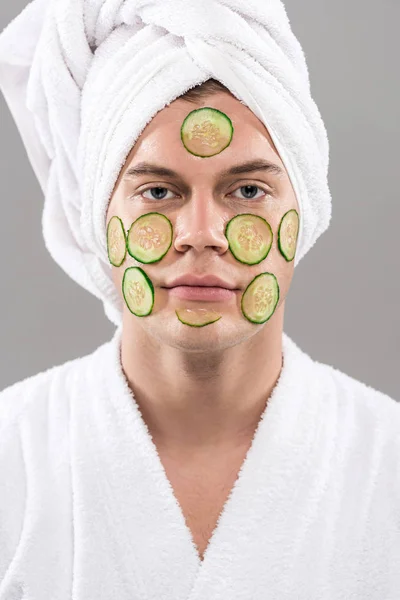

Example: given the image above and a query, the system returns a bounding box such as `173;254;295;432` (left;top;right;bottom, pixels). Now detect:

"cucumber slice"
127;212;173;264
107;216;127;267
181;107;233;157
225;213;273;265
175;308;222;327
122;267;154;316
241;272;279;324
278;209;299;262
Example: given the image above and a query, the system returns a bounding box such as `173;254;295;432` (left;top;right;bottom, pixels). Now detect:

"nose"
172;191;230;255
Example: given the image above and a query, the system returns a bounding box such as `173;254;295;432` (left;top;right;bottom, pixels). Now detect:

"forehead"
121;92;285;178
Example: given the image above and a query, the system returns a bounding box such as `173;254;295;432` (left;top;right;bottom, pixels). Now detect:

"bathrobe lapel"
71;327;200;600
70;326;325;600
187;332;325;599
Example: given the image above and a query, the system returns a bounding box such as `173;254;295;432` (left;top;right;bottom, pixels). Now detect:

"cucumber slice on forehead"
107;216;127;267
122;267;154;316
241;272;279;324
127;212;173;264
181;107;233;157
278;209;299;261
175;308;222;327
225;213;273;265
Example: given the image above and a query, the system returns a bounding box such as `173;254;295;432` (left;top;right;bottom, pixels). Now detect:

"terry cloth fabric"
0;0;332;327
0;326;399;599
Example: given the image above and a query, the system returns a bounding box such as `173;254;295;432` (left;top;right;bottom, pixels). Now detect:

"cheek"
272;257;295;305
107;177;131;220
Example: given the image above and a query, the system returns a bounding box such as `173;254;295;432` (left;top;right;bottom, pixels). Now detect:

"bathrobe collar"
70;324;325;600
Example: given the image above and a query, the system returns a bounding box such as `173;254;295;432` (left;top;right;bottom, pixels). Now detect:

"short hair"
179;77;233;103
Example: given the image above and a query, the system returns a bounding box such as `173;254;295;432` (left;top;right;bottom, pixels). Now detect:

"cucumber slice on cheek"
241;273;279;324
127;212;173;264
122;267;155;317
107;215;127;267
278;209;299;262
225;213;273;265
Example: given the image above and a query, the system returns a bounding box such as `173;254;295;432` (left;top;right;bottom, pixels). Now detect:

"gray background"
0;0;399;399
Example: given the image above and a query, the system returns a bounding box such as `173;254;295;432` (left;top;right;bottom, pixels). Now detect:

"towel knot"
120;0;240;42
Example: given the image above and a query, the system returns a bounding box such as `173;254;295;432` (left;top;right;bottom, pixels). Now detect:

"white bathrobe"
0;326;399;600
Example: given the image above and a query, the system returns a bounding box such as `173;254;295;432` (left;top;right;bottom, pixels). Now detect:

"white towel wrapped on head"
0;0;331;326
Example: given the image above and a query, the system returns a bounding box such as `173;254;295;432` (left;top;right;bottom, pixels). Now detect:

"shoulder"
0;332;114;450
313;357;400;486
297;340;400;473
288;333;400;431
316;357;400;425
0;351;93;436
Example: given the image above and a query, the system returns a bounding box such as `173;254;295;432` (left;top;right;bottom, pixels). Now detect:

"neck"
120;303;285;453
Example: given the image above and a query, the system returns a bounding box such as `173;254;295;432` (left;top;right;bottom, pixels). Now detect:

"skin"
105;91;299;459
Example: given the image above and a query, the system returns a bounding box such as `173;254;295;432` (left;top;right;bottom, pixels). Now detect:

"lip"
163;274;237;290
165;286;237;301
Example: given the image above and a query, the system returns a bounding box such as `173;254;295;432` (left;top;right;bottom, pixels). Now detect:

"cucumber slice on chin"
122;267;154;316
181;107;233;157
225;213;273;265
127;212;173;264
278;209;299;261
241;272;279;324
175;308;222;327
107;216;127;267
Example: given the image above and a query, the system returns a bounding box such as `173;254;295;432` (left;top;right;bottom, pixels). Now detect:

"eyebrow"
123;159;285;182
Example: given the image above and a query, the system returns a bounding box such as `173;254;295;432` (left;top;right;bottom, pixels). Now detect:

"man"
106;81;297;562
0;1;399;599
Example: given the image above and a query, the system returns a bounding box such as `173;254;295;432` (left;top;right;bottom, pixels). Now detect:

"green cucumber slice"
181;107;233;157
225;213;273;265
127;212;173;264
107;216;127;267
278;209;299;262
241;272;279;324
175;308;222;327
122;267;154;316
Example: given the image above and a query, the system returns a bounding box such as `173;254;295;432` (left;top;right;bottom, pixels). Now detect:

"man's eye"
230;185;269;200
141;187;175;201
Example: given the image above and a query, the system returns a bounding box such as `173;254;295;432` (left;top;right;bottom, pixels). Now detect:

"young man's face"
106;91;299;352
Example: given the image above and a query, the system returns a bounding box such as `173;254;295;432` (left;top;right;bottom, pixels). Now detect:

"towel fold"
0;0;332;326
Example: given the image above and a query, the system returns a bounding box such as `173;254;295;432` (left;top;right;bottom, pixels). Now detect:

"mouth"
163;285;238;301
